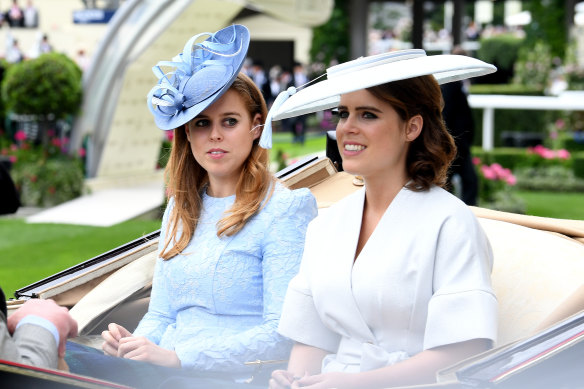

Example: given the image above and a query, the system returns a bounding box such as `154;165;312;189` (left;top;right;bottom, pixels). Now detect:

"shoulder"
264;181;317;215
409;187;486;241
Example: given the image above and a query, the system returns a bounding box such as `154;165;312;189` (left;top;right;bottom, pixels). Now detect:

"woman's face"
335;89;421;181
185;89;261;194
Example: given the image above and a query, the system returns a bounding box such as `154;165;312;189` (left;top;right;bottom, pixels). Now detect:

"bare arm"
295;338;491;389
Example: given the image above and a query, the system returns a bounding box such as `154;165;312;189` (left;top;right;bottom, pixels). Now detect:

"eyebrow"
337;105;383;113
196;112;242;119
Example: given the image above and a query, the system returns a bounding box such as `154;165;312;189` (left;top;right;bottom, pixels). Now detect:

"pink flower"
47;129;56;137
555;119;565;130
541;149;556;159
556;149;571;160
166;131;174;142
51;138;61;147
9;155;17;163
10;144;18;151
481;165;497;180
78;147;86;157
14;130;27;141
1;148;7;155
505;174;517;186
472;157;481;166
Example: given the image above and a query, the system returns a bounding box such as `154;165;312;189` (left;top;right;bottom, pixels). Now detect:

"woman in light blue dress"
67;25;316;388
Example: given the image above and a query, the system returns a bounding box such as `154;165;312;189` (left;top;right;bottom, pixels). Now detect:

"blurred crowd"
242;58;312;144
0;0;38;28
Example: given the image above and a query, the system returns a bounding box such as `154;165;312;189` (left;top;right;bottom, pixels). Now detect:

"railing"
468;91;584;151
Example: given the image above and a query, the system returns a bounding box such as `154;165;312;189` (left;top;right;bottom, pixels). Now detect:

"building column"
350;0;369;59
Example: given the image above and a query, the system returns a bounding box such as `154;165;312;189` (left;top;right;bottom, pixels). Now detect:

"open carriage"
4;147;584;388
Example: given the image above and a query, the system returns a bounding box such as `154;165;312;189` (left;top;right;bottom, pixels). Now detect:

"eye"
194;119;210;128
224;117;238;127
362;111;378;119
337;110;349;119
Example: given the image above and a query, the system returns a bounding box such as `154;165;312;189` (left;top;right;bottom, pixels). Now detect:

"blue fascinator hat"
147;24;250;130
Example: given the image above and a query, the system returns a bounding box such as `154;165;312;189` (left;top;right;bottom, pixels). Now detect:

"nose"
336;113;358;136
209;124;223;141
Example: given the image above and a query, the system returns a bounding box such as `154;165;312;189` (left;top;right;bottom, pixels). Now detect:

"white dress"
278;186;498;373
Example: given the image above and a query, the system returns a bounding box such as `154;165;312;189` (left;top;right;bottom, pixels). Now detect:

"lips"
207;148;227;155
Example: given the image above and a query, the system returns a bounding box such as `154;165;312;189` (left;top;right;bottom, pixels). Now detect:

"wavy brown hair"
160;73;274;260
367;75;456;191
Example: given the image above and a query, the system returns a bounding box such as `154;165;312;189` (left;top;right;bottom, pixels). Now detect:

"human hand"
269;370;307;389
117;335;181;368
7;299;78;358
101;323;132;356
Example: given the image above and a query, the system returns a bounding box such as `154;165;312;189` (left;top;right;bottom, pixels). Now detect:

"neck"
206;177;237;198
362;170;409;213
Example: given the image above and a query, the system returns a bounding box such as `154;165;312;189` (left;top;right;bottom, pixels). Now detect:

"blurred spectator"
250;60;272;103
23;0;38;28
39;34;52;54
0;162;20;215
288;61;309;144
465;20;480;41
441;47;478;205
6;38;24;63
268;65;282;107
75;48;90;71
6;0;24;27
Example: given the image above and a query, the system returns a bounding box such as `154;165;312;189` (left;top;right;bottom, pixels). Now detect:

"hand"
295;372;356;389
117;335;181;368
101;323;132;356
269;369;297;389
7;299;78;358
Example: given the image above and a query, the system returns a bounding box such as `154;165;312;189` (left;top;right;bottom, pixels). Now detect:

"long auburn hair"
160;73;274;260
367;75;456;191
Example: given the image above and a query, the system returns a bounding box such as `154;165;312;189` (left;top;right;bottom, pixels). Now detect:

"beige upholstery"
478;218;584;346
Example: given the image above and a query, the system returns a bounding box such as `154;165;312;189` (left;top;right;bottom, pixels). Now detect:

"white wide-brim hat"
258;49;496;148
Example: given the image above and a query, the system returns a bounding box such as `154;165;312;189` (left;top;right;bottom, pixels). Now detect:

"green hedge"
573;152;584;179
476;34;524;84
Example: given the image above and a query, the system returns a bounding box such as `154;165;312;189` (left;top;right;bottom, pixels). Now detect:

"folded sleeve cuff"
278;285;340;353
424;290;498;350
16;315;60;348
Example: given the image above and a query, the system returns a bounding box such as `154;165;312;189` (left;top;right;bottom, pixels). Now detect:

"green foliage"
12;156;84;207
1;53;82;119
2;131;85;207
469;83;543;96
573;152;584;179
473;158;525;214
513;41;553;90
515;165;584;192
476;34;524;82
522;0;567;59
310;0;350;68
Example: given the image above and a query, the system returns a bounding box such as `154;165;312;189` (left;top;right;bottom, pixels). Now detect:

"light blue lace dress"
133;182;317;372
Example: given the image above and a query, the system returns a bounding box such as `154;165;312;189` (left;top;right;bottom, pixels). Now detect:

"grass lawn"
0;218;161;298
270;131;328;162
515;191;584;220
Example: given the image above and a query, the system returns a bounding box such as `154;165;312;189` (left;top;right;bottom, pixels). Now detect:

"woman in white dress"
267;51;499;389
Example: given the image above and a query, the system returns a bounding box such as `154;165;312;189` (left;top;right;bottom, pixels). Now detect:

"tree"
310;0;350;70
